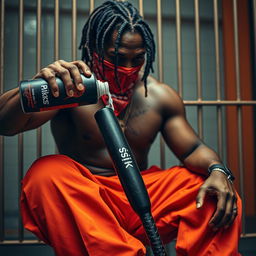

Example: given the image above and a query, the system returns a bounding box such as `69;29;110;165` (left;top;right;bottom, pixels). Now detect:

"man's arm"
158;83;238;231
0;87;58;136
158;84;222;173
161;114;222;175
0;60;92;136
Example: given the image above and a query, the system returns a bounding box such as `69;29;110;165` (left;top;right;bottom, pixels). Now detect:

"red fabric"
92;53;142;116
20;154;242;256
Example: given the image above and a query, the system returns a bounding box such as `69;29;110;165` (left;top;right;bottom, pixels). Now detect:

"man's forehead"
106;29;145;49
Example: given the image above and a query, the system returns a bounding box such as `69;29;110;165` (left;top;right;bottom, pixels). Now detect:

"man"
0;1;241;255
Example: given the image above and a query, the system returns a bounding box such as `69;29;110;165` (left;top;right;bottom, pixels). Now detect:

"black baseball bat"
95;107;167;256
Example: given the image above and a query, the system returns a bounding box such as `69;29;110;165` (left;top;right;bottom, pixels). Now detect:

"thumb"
196;186;206;209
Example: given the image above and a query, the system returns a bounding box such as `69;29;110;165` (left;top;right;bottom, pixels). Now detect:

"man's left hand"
196;171;238;230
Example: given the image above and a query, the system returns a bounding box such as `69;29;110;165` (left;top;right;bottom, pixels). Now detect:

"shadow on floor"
0;237;255;255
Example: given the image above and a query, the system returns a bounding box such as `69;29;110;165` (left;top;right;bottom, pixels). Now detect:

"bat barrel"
95;107;167;256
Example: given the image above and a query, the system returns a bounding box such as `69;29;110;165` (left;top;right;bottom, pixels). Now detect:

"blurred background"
0;0;255;255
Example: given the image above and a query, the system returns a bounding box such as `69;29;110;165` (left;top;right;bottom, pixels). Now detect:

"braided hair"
79;0;155;96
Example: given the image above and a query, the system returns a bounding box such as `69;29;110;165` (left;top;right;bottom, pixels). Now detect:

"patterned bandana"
92;53;143;116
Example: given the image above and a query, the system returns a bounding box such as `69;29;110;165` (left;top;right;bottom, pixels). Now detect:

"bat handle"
141;212;167;256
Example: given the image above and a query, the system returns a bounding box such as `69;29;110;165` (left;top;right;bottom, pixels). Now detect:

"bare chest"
73;101;161;148
51;97;161;152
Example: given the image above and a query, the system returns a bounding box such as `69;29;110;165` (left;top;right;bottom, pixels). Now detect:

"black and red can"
19;74;109;113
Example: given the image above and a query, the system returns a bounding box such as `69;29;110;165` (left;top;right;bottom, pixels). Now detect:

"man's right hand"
33;60;92;98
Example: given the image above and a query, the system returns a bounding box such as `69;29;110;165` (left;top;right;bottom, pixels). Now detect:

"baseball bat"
95;106;167;256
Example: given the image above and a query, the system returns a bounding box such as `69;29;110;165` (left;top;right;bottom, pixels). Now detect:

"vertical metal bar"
213;0;223;158
54;0;60;154
156;0;165;169
233;0;241;101
233;0;246;234
18;0;24;242
194;0;202;99
0;1;4;95
253;0;256;64
0;0;5;242
72;0;77;61
138;0;144;18
54;0;59;61
90;0;94;14
194;0;203;139
213;0;221;101
157;0;163;83
175;0;183;97
254;0;256;38
36;0;42;159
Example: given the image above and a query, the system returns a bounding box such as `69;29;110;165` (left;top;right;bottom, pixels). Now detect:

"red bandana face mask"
92;53;143;116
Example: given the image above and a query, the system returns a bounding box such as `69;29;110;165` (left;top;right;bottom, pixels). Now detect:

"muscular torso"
51;76;171;176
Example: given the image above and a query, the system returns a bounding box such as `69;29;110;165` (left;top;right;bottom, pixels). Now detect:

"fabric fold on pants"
20;154;242;256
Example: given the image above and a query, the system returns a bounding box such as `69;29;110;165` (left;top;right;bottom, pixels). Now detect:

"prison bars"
17;0;24;242
0;0;5;243
0;0;255;244
157;0;166;170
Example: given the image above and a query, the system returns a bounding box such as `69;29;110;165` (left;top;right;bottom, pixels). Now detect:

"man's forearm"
0;88;32;135
182;144;222;176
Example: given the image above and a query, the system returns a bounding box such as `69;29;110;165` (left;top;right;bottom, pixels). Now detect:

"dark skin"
0;30;237;232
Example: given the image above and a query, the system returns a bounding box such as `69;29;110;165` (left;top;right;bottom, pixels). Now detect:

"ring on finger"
233;207;238;212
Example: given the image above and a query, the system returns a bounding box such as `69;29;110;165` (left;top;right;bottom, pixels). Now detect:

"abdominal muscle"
58;143;149;177
82;162;116;176
63;147;148;177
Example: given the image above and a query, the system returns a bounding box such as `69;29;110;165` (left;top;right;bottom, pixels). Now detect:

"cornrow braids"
79;0;156;96
114;21;130;89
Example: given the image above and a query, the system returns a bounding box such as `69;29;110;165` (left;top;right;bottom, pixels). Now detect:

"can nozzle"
96;80;114;111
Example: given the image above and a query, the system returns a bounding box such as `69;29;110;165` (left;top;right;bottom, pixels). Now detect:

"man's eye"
114;55;125;62
136;55;145;60
117;57;128;64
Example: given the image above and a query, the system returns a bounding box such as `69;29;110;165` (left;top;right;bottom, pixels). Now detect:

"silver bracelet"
208;164;235;181
210;168;234;183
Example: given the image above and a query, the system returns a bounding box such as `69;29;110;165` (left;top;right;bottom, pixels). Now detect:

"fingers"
34;60;91;97
58;60;91;94
196;173;239;232
74;60;92;77
224;200;238;228
208;184;238;231
208;190;227;230
196;186;207;209
34;68;59;97
224;187;238;228
48;63;75;97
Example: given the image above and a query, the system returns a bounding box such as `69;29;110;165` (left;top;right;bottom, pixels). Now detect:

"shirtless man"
0;1;241;255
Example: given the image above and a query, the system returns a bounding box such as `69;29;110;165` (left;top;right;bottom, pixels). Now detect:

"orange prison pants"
20;154;242;256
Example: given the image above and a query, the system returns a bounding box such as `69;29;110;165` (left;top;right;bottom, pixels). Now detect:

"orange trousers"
20;154;242;256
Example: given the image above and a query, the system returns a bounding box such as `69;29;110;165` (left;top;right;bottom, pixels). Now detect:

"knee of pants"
22;154;74;190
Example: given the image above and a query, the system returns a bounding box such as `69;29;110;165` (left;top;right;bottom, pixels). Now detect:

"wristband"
208;164;235;182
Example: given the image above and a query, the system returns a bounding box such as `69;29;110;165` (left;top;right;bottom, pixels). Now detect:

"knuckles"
59;69;69;76
68;64;79;71
220;190;229;198
35;60;88;87
47;74;56;80
55;59;65;65
75;60;85;66
39;68;55;80
40;67;50;74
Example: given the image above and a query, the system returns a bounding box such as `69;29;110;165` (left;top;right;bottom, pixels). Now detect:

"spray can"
19;74;110;113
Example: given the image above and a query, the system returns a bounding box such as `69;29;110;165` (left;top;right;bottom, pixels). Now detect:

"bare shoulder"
145;75;185;117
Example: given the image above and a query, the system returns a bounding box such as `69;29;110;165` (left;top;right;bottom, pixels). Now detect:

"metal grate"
0;0;255;245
